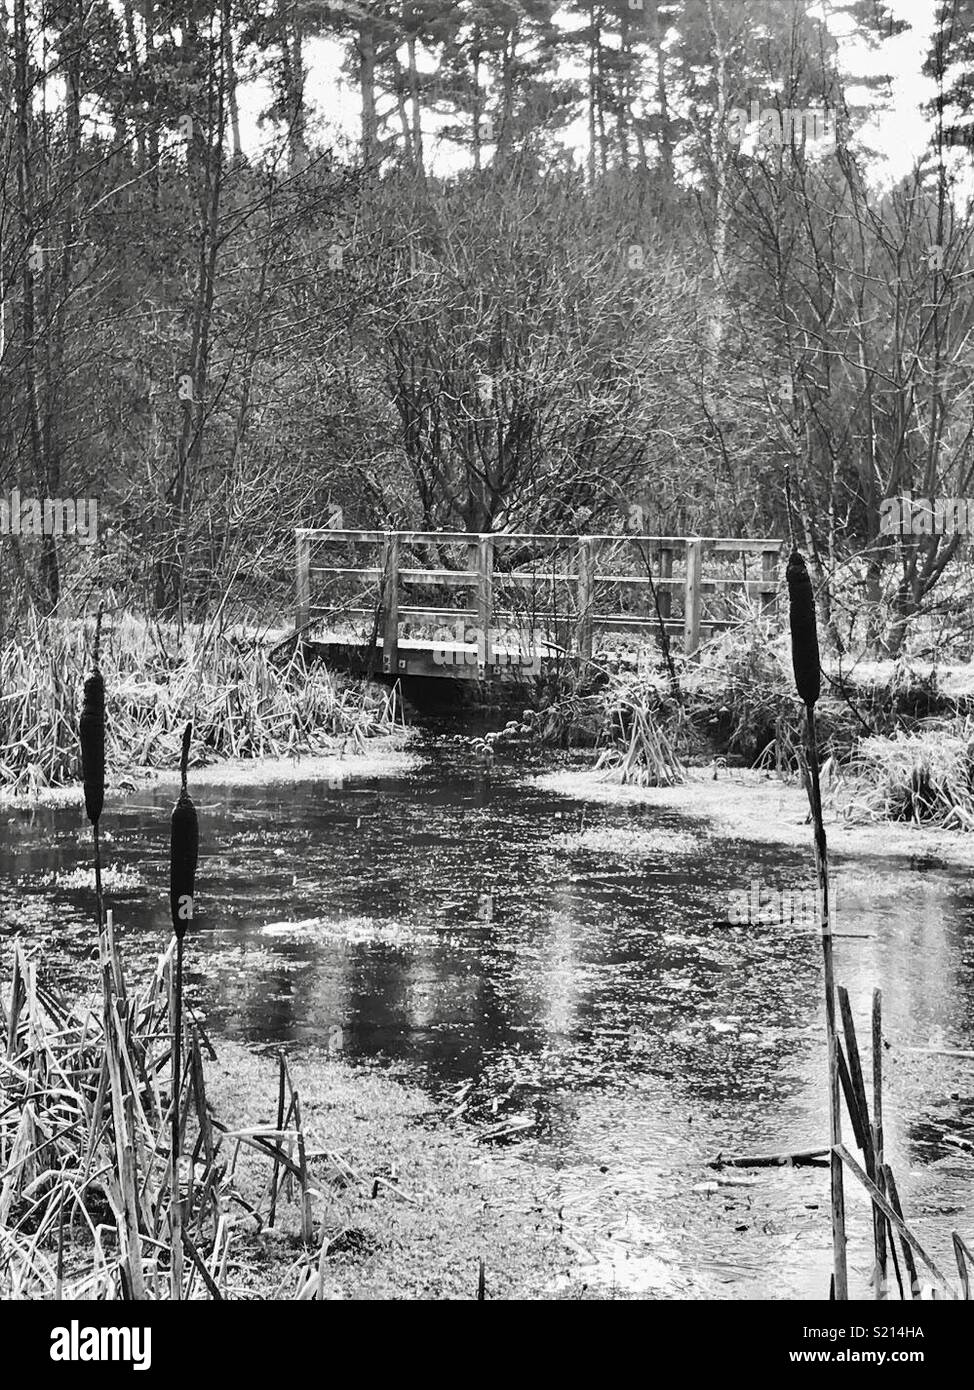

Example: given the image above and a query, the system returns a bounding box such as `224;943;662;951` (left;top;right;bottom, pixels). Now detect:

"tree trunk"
156;2;227;617
358;23;378;164
225;19;242;161
406;36;424;170
587;11;597;185
142;0;160;201
123;0;145;167
654;0;674;187
13;0;50;607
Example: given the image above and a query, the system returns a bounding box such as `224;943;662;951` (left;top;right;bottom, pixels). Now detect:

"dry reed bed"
0;927;336;1300
0;615;399;794
845;725;974;829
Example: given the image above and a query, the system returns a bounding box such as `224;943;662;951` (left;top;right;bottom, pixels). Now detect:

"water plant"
169;722;199;1298
846;723;974;828
78;614;106;927
594;677;685;786
787;549;848;1298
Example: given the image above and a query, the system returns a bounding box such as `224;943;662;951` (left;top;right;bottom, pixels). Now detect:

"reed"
593;677;685;786
169;723;199;1298
78;613;106;928
848;723;974;828
787;550;848;1299
0;933;320;1298
2;614;399;797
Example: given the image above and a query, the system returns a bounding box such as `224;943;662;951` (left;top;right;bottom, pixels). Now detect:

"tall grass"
848;723;974;828
594;681;685;787
0;935;327;1299
0;613;400;795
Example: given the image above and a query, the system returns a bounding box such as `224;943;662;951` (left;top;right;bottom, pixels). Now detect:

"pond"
3;734;973;1299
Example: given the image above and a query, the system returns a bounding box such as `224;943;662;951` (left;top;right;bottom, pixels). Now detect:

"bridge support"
761;547;778;613
658;547;672;619
381;532;400;673
474;534;493;674
295;530;311;629
684;537;703;659
576;537;595;662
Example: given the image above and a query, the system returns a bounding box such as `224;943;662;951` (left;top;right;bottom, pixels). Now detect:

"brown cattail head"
79;671;105;825
786;550;820;707
170;723;198;940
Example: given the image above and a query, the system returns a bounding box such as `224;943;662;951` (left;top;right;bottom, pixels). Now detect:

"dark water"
3;739;974;1298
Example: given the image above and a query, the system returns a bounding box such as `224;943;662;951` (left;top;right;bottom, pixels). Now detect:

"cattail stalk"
79;610;105;929
787;551;848;1300
169;721;199;1300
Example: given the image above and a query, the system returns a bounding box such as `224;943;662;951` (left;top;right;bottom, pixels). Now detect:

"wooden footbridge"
295;528;783;681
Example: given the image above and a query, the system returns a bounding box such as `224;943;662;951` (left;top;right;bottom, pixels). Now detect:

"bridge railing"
295;529;783;670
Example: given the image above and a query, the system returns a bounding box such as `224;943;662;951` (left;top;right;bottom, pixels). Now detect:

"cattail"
79;671;105;826
169;724;198;940
789;549;848;1294
786;550;820;707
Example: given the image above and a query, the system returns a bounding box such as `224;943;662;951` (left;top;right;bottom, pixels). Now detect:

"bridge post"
684;537;703;659
295;530;311;629
382;532;400;674
761;544;779;614
658;546;672;620
576;536;595;662
475;534;493;671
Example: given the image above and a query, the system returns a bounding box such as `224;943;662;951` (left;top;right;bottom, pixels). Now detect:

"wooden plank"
576;536;595;662
710;539;783;553
494;572;776;590
490;533;579;546
379;530;483;545
299;528;386;544
495;571;578;584
381;533;400;674
590;616;684;631
659;546;672;620
309;566;383;578
761;546;779;614
475;535;493;671
310;609;740;634
684;538;703;658
295;532;311;629
399;569;478;586
398;606;478;620
594;534;782;549
593;575;679;587
300;527;783;551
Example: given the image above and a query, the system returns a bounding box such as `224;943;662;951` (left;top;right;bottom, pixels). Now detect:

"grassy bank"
522;617;974;836
206;1043;573;1300
532;765;974;867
